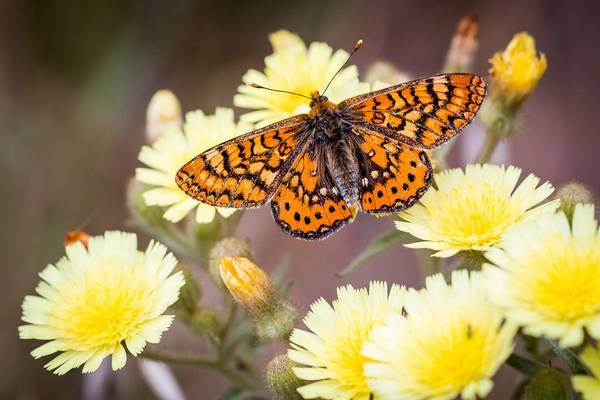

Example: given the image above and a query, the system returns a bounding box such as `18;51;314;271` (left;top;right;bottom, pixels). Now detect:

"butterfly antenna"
321;39;363;96
247;83;312;100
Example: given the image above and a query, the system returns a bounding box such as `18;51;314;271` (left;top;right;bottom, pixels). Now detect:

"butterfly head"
309;91;336;117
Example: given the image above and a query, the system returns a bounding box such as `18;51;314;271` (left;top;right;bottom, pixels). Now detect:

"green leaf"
336;230;409;277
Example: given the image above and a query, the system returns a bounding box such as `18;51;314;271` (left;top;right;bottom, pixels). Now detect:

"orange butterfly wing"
271;142;353;240
340;73;486;149
354;128;432;214
176;115;309;208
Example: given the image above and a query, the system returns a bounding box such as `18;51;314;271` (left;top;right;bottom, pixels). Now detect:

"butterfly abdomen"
325;139;360;206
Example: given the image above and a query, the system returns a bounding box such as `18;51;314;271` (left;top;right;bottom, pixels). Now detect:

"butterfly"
176;41;486;240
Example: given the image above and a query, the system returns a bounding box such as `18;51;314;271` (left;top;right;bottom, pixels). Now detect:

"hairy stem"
506;353;545;377
546;339;589;375
477;132;501;164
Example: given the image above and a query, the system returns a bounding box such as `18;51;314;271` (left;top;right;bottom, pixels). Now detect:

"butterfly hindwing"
341;73;486;149
354;128;433;214
176;115;309;208
271;143;353;240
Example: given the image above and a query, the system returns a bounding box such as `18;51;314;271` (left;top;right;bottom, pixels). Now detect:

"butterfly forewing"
341;73;486;149
176;115;309;208
271;142;353;240
354;128;433;214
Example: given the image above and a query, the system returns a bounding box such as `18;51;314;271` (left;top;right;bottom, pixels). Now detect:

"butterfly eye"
322;96;328;102
309;100;315;107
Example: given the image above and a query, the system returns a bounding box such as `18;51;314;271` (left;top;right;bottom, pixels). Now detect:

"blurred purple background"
2;0;599;398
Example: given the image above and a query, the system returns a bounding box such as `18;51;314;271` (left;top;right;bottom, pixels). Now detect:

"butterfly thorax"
306;91;361;206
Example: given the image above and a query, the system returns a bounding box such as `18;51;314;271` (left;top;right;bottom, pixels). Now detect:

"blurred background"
2;0;599;398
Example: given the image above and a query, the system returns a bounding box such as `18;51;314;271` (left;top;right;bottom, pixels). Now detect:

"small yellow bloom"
288;282;407;400
19;231;184;375
489;32;547;103
145;89;182;143
136;108;251;224
396;164;559;257
364;270;515;400
234;30;370;127
219;257;273;309
573;346;600;399
220;256;296;341
483;204;600;347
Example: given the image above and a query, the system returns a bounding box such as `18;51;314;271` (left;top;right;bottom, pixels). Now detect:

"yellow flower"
234;29;370;127
482;204;600;347
219;257;273;309
573;346;600;399
363;270;515;400
136;108;251;223
288;282;406;400
489;32;547;103
19;231;184;375
396;164;559;257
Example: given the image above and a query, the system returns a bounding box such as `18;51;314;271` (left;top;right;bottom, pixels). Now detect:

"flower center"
513;236;600;322
54;260;155;350
429;183;522;247
405;318;499;395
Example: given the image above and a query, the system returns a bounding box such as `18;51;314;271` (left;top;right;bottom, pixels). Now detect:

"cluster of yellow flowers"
18;24;600;400
291;199;600;400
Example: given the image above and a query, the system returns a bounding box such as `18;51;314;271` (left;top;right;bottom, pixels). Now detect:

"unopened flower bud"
365;61;411;86
219;257;273;308
209;237;253;285
443;14;479;73
146;90;182;142
219;257;297;342
525;368;569;400
266;354;304;400
489;32;547;106
64;229;90;248
556;181;594;221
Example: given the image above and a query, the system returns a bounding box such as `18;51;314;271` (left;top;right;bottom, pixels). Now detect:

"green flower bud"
266;354;304;400
525;368;569;400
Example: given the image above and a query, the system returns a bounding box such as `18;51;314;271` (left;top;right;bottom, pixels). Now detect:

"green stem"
506;353;545;377
142;349;259;390
545;339;589;375
477;132;501;164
